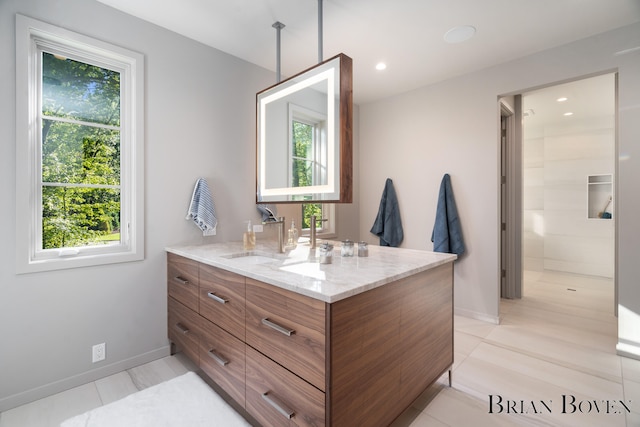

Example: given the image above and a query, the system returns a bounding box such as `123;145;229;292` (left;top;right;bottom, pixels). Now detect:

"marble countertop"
166;241;456;303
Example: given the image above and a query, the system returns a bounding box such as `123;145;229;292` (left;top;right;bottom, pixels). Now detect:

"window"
301;203;335;236
16;15;144;273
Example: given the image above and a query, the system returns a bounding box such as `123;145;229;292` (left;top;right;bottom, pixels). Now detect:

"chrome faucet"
309;215;327;249
262;216;286;253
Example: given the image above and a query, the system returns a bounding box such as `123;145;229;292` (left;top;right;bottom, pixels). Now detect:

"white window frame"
15;15;144;273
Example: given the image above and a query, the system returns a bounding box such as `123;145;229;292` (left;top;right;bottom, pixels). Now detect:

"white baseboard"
454;306;500;324
0;346;171;413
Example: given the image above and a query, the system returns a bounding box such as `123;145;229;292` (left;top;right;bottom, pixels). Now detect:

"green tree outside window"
41;52;121;249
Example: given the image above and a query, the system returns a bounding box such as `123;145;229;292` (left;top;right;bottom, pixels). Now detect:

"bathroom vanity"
166;242;455;427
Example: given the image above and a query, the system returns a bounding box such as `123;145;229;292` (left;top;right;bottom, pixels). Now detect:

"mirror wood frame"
256;53;352;204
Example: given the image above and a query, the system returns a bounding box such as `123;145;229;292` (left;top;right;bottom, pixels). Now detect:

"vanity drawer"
167;253;199;311
246;346;324;427
245;278;326;391
168;296;200;365
199;264;246;340
199;317;246;408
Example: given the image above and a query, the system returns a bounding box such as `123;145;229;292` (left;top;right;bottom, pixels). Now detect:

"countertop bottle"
243;220;256;251
285;220;298;250
358;241;369;257
341;240;354;257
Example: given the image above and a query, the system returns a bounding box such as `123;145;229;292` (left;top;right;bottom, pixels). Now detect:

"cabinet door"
199;264;246;341
199;317;246;408
168;296;200;365
167;253;199;311
246;346;324;427
245;278;326;391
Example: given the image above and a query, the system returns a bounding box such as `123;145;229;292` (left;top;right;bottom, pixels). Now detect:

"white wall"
0;0;279;410
524;116;616;278
523;133;545;272
359;75;500;322
359;22;640;354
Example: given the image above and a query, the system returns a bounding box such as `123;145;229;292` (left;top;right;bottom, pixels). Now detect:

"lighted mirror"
257;53;352;203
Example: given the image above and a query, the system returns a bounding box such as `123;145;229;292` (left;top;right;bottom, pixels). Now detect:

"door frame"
500;73;618;313
500;97;522;299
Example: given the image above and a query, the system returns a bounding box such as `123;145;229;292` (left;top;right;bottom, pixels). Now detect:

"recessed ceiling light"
557;97;568;102
564;112;574;116
375;62;387;71
443;25;476;43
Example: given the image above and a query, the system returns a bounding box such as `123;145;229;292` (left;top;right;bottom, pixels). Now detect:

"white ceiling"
522;73;616;132
96;0;640;104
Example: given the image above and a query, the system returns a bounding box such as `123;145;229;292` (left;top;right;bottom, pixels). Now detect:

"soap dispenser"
285;220;298;250
243;220;256;251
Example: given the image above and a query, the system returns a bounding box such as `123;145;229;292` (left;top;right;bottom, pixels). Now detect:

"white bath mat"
60;371;251;427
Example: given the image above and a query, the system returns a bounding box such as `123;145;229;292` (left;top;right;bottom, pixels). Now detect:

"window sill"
17;250;143;274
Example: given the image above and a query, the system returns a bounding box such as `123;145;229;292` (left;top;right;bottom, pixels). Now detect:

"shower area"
522;73;616;283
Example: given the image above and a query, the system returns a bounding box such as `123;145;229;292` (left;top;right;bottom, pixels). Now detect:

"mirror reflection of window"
291;120;314;187
289;103;327;190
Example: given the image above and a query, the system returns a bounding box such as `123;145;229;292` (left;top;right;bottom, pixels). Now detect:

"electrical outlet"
92;343;106;363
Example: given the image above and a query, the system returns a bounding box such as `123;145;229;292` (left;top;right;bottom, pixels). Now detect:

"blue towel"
186;178;217;235
370;178;404;247
431;174;464;256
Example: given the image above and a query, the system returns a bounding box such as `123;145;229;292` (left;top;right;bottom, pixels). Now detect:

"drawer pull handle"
262;392;294;419
174;322;190;335
261;318;295;336
174;276;189;285
207;292;229;304
208;349;229;367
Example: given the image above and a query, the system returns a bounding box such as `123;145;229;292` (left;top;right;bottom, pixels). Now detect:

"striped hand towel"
186;178;217;236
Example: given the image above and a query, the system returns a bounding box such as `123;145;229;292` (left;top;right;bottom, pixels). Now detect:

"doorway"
501;73;617;313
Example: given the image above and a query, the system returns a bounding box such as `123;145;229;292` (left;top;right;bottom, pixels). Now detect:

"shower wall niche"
588;174;613;219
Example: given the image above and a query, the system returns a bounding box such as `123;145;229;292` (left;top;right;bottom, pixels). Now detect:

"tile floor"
1;270;639;427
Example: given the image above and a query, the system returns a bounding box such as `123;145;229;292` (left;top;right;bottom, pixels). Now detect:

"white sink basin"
222;252;281;265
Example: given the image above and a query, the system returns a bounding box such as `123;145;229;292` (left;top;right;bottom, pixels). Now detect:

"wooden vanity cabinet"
199;317;246;407
167;252;199;310
328;263;453;426
246;345;325;427
168;255;248;408
167;295;201;365
245;278;326;391
167;253;454;427
199;263;246;341
167;253;201;364
197;263;247;407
